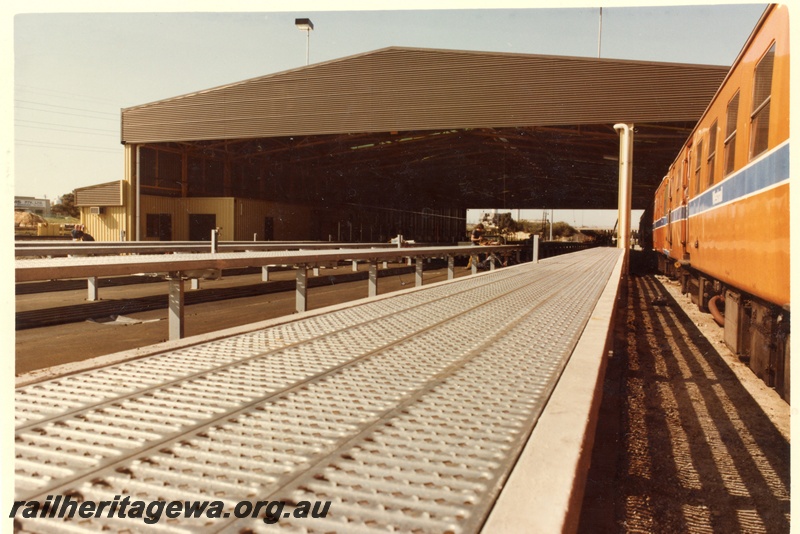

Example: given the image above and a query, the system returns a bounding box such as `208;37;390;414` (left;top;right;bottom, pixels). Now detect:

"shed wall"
139;197;236;241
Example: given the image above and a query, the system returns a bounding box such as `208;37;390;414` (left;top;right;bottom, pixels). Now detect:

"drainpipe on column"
614;123;634;274
135;145;141;242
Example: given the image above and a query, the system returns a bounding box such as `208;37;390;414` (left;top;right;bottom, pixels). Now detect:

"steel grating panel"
15;248;621;533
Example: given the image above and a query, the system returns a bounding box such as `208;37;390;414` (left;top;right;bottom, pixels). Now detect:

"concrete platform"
12;248;623;533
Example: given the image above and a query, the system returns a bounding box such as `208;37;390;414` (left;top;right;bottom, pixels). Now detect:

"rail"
14;241;412;258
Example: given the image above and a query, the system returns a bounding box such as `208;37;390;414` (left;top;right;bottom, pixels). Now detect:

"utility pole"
295;18;314;65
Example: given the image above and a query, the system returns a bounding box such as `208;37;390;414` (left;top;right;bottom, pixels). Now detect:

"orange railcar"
652;4;790;400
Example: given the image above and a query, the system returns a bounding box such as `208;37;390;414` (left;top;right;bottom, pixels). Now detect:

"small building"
14;196;51;217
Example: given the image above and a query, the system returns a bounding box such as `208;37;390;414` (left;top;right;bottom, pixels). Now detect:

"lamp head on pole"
295;18;314;31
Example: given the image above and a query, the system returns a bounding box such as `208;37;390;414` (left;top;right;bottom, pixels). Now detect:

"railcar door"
679;150;690;259
665;168;673;250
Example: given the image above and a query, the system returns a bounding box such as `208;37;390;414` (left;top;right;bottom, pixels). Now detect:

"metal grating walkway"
14;248;622;533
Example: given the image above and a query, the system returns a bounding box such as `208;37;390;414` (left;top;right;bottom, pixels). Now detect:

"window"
750;44;775;159
723;92;739;175
694;141;703;194
706;121;717;188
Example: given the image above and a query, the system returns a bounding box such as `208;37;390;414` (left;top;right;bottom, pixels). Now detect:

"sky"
4;1;771;228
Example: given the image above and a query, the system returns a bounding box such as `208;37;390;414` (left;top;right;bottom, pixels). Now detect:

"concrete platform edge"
481;249;624;533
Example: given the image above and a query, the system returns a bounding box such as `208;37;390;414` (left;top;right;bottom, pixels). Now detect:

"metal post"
471;254;478;275
190;278;200;290
447;255;455;280
168;276;185;340
135;146;141;241
296;266;308;313
533;235;540;263
368;261;378;297
211;228;218;254
87;277;98;301
615;123;634;274
352;260;358;272
305;29;310;65
489;253;497;271
415;257;423;287
262;265;269;282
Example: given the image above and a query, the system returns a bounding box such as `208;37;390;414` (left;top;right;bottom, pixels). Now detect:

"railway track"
14;248;621;533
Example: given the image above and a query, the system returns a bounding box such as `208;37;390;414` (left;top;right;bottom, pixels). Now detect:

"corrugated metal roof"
121;47;728;144
75;181;123;206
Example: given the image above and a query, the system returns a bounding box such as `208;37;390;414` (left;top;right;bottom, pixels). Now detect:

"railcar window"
724;92;739;176
707;120;717;188
694;141;703;194
750;44;775;159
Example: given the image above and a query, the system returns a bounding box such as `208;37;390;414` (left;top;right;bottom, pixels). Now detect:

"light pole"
295;18;314;65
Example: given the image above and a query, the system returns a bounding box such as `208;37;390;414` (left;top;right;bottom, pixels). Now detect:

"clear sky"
4;1;769;227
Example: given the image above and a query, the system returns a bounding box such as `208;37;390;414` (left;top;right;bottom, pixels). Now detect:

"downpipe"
614;123;634;274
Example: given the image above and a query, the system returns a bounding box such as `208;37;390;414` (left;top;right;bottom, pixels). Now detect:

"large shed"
93;47;729;241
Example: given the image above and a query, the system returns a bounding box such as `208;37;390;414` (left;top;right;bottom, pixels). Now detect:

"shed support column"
415;257;424;287
87;277;99;301
615;123;634;275
368;261;378;297
168;276;185;340
296;266;308;313
447;255;455;280
262;266;270;282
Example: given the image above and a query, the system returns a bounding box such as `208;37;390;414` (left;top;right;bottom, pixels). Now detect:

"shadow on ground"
579;251;790;533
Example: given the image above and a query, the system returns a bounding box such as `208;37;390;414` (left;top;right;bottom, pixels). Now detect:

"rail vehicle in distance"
651;4;790;402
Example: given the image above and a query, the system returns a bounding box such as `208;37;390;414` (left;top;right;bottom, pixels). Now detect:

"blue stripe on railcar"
689;141;790;216
652;206;686;231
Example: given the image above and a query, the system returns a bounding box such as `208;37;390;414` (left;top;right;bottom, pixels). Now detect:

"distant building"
14;196;51;217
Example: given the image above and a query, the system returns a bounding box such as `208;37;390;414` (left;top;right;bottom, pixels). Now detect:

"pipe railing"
16;244;524;341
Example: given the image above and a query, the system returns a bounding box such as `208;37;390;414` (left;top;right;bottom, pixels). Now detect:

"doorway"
264;217;274;241
189;214;217;241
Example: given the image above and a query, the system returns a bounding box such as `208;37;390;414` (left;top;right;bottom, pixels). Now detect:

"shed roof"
122;46;727;143
120;47;729;211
